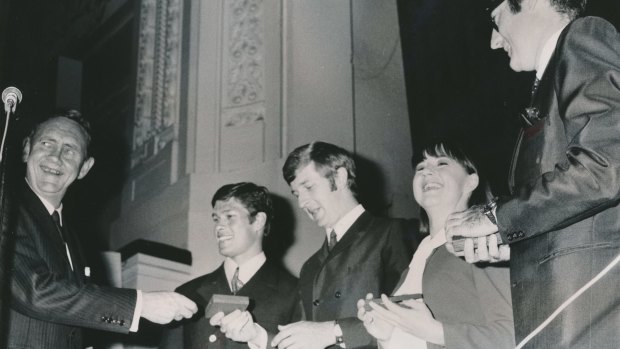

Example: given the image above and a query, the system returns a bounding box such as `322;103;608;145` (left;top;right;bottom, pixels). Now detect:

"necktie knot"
51;210;62;228
51;211;66;241
328;230;337;251
231;267;244;294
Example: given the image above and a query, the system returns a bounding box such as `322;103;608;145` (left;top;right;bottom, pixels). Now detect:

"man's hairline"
28;116;92;159
212;197;268;231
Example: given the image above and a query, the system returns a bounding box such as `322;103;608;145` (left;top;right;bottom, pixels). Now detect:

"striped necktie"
231;267;244;294
328;230;337;251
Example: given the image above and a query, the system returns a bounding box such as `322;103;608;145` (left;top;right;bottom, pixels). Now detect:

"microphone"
1;86;22;162
2;86;23;113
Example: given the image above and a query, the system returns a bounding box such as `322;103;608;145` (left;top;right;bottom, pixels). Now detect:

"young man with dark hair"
163;182;298;349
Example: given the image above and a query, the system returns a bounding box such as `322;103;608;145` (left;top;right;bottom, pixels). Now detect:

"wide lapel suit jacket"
7;183;137;349
497;17;620;348
298;211;411;349
163;260;298;349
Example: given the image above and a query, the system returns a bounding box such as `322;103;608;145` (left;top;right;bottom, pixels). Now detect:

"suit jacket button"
335;291;341;298
119;320;125;326
313;299;320;306
507;235;513;241
209;334;217;342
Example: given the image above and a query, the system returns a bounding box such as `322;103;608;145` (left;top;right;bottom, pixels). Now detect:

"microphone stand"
0;89;19;347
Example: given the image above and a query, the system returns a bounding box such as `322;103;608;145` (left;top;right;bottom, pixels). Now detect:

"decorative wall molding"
132;0;183;168
222;0;265;108
223;107;265;127
217;0;267;171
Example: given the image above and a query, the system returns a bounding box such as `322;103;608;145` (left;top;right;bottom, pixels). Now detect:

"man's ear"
335;167;348;190
252;212;267;234
22;138;31;162
77;157;95;180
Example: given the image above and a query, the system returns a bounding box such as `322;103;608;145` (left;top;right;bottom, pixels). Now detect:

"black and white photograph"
0;0;619;348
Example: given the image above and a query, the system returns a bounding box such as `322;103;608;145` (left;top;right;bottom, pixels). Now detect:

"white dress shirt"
326;204;365;243
535;25;568;79
223;252;267;291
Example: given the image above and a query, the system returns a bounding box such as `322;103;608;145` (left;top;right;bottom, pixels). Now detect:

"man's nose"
490;29;503;50
297;192;309;209
48;148;63;161
214;222;227;232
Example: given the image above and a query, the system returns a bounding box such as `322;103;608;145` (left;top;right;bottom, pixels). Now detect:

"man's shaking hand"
141;291;198;324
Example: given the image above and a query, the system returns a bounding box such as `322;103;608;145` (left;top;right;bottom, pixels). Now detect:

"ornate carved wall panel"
219;0;267;171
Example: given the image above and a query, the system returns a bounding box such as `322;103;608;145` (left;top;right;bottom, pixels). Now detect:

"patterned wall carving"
220;0;266;170
223;107;265;127
223;0;265;108
132;0;183;168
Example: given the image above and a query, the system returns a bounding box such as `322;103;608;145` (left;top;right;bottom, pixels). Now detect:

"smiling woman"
357;140;514;349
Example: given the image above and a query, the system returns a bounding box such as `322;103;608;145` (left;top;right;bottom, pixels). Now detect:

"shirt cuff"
129;290;143;332
247;323;268;349
334;321;346;348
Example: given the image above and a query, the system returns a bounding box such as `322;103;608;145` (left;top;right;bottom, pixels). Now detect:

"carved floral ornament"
225;0;265;108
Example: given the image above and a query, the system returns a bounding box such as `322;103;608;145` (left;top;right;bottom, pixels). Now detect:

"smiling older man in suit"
7;110;197;349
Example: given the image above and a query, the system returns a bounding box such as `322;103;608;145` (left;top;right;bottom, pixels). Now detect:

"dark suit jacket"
7;183;137;349
497;17;620;348
298;211;412;349
161;260;298;349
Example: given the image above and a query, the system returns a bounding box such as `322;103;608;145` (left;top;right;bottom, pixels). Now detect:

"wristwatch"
483;198;498;225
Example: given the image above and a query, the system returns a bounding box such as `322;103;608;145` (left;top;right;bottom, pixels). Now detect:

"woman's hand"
369;294;445;346
356;293;395;342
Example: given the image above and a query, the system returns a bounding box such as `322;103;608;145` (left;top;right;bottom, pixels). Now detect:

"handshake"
140;291;198;324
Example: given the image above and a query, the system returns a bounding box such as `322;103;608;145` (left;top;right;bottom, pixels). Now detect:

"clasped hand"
357;293;443;345
140;291;198;324
210;310;260;342
445;205;510;263
210;312;334;349
356;294;395;341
